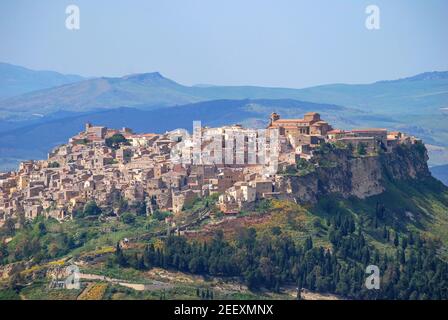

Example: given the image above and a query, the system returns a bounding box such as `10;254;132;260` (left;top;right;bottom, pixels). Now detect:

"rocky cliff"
275;142;431;203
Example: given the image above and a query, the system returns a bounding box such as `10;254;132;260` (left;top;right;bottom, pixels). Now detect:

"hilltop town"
0;112;421;224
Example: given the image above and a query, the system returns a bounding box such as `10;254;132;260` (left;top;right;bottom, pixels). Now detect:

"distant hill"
0;62;84;99
1;68;447;121
0;72;203;120
430;165;448;186
377;71;448;83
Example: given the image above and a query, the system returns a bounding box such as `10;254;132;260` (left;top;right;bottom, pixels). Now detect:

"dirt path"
79;273;173;291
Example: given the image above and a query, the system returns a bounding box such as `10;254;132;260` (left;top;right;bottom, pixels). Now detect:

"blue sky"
0;0;447;88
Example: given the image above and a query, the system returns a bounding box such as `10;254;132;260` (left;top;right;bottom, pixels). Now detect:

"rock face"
275;143;430;203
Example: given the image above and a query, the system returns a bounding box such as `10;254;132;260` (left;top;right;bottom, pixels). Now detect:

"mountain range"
0;62;84;100
0;64;447;121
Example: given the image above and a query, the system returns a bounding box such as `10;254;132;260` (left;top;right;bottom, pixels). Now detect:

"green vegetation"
152;210;171;221
74;138;89;145
93;174;448;300
111;221;448;299
182;194;220;213
279;158;316;176
19;281;82;300
0;288;20;300
1;161;448;300
254;199;273;214
356;143;367;156
105;133;130;150
81;201;102;217
120;212;136;225
0;200;168;267
48;161;60;168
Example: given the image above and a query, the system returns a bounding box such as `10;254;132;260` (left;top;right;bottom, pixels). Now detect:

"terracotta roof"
339;137;374;140
351;128;387;133
327;129;345;134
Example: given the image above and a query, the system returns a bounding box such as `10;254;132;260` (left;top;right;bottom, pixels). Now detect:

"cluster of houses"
0;113;419;223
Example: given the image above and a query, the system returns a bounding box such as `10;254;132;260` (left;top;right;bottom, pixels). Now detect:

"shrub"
120;212;136;224
153;210;170;221
357;143;367;156
106;134;130;149
83;201;102;217
48;162;60;168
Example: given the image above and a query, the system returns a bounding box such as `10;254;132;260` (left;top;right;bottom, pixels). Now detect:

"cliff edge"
275;142;431;203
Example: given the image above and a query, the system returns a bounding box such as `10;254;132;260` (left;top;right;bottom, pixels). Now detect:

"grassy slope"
308;176;448;256
206;175;448;259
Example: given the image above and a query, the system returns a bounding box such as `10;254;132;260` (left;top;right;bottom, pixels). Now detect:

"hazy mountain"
0;72;205;120
430;164;448;186
0;62;84;99
377;71;448;83
1;69;447;121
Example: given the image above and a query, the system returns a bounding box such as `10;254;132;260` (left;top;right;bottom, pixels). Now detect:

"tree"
394;233;399;247
121;212;136;225
126;221;448;300
375;202;385;220
153;210;170;221
296;279;303;300
237;227;257;250
83;201;102;217
106;133;129;149
0;243;8;265
271;226;282;236
304;237;313;251
188;257;205;274
401;237;408;250
347;143;354;154
36;222;47;236
8;265;24;292
382;226;390;241
245;269;261;290
357;143;367;155
3;218;15;237
137;255;146;270
115;197;129;214
132;201;147;216
115;242;128;267
48;161;60;168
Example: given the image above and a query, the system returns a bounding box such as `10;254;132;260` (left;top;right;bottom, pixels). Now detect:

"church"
267;112;333;147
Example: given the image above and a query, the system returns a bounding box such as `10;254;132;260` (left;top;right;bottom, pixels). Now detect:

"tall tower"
304;112;320;123
270;112;280;125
